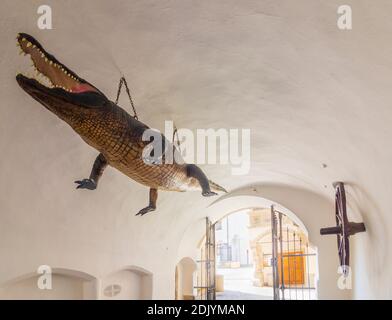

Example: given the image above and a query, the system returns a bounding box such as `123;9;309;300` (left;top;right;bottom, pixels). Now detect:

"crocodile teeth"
17;35;83;93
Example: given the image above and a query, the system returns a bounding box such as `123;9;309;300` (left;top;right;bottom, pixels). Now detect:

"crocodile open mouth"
16;33;99;94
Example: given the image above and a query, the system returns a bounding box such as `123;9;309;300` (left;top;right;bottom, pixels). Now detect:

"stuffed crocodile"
15;33;226;216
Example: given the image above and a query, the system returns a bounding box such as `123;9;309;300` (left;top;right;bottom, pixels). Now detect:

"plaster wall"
0;0;391;299
101;269;151;300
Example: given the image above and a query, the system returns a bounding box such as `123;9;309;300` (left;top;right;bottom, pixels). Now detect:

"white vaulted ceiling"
0;0;391;299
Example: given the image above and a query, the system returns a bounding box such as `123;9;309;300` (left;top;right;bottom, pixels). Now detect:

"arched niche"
101;266;153;300
175;257;197;300
0;268;97;300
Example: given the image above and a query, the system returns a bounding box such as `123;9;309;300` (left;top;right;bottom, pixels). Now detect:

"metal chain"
172;125;182;155
115;76;182;154
115;76;138;120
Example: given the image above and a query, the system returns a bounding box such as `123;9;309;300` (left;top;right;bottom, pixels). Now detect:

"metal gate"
271;205;317;300
195;217;216;300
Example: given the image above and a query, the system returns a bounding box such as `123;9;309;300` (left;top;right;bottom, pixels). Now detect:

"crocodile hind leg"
136;188;158;216
186;164;217;197
75;153;108;190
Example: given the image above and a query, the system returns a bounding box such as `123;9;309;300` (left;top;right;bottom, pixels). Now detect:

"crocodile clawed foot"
202;190;218;197
135;205;156;216
74;178;96;190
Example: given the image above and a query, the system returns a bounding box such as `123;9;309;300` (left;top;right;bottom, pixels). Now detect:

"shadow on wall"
0;266;153;300
344;182;386;299
345;182;387;274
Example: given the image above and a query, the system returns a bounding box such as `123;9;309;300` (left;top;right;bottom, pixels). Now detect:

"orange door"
278;251;305;285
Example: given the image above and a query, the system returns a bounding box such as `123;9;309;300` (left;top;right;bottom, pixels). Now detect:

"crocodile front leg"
136;188;158;216
75;153;108;190
186;164;217;196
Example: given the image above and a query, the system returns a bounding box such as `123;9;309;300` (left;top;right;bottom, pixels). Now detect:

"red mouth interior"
18;35;98;94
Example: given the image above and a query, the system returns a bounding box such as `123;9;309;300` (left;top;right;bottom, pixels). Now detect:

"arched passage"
177;183;350;299
193;207;317;299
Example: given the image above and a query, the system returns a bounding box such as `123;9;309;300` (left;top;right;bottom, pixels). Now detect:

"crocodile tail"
209;180;228;193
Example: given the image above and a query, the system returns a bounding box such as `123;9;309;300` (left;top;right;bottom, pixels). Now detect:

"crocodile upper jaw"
15;32;107;107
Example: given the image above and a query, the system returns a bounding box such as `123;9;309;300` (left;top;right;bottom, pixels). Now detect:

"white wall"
0;0;391;299
0;268;152;300
101;269;152;300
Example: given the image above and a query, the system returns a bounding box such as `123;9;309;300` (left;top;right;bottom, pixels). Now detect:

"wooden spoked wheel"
335;182;349;275
320;182;366;276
